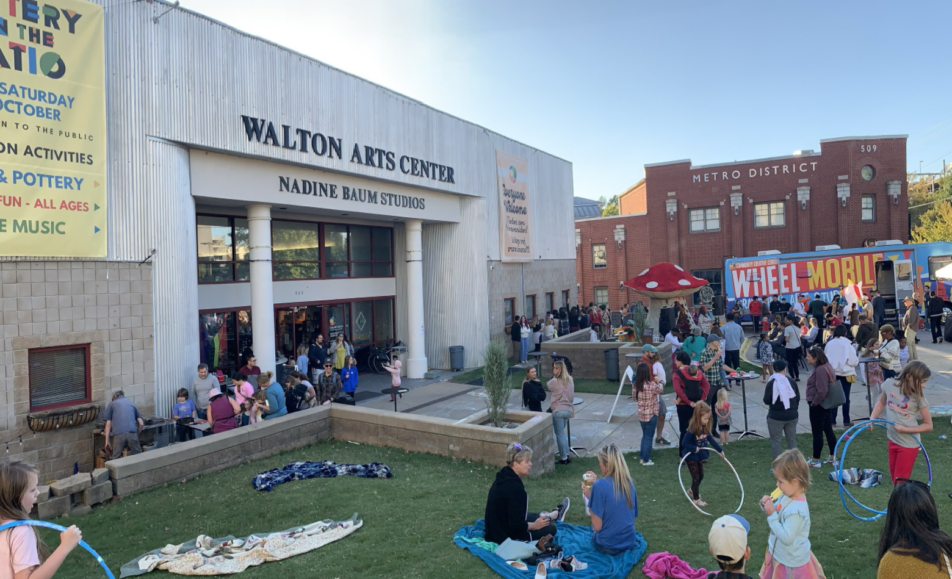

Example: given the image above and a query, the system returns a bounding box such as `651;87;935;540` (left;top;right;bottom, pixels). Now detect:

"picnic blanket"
119;514;362;577
454;519;646;579
829;468;883;488
252;460;392;491
642;551;708;579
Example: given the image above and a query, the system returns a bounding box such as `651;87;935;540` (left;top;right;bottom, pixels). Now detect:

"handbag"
819;365;846;410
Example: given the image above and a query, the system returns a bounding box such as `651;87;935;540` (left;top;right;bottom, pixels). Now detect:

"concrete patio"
358;336;952;459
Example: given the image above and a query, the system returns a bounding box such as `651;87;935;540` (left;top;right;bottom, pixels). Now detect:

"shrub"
483;340;513;428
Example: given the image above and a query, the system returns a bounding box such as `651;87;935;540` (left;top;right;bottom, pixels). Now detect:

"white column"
247;204;276;376
405;219;428;378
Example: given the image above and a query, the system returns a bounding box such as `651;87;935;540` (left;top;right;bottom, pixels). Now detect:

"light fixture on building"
613;225;626;249
801;201;807;210
841;198;847;207
619;281;624;289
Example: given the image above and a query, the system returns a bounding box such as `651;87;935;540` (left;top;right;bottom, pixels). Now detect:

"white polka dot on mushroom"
678;279;690;286
646;281;658;288
640;268;649;276
674;265;684;272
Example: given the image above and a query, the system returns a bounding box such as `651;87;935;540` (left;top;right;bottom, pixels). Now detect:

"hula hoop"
833;419;933;522
678;452;745;516
0;520;115;578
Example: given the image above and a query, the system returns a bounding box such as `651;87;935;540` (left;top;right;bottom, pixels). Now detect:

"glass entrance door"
325;304;351;343
275;305;323;366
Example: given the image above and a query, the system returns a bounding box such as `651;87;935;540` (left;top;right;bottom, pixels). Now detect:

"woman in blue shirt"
257;371;288;420
341;356;359;399
582;444;638;554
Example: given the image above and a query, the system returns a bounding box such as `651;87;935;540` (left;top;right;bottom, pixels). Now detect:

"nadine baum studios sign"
497;150;532;262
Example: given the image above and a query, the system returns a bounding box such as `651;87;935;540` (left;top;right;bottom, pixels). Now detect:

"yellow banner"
497;150;532;261
0;0;106;257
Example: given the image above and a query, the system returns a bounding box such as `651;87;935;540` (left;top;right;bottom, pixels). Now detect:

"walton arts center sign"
0;0;107;257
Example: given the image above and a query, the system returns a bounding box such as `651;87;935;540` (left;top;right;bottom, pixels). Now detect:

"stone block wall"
487;259;577;344
0;262;155;482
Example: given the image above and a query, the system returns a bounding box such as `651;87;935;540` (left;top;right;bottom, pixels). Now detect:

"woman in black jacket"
521;367;547;412
484;443;568;544
762;359;800;460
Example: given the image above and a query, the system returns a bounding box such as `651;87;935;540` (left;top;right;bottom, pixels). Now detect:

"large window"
861;195;876;222
594;286;608;307
198;216;393;283
504;298;515;325
200;309;253;375
929;255;952;280
592;244;607;268
754;202;785;228
691;269;723;305
525;295;537;321
562;290;570;309
273;221;320;280
29;345;90;411
544;292;554;315
689;207;720;233
197;216;249;283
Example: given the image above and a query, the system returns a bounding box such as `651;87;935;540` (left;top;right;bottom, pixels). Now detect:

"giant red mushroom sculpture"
624;263;709;339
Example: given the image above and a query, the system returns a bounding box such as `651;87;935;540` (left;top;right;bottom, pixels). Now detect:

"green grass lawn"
50;420;952;578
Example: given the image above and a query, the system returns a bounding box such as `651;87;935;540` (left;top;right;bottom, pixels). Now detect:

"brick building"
576;135;908;308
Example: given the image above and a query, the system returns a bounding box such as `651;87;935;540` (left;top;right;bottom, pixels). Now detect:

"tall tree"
910;173;952;241
601;194;620;216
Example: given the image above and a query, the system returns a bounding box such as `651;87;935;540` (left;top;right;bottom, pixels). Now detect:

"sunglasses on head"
896;478;930;491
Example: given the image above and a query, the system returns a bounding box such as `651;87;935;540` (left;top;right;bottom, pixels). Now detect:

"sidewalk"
357;335;952;458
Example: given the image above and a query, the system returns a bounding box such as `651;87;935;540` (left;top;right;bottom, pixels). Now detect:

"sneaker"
641;460;655;466
657;437;672;446
808;459;822;469
844;422;855;428
555;497;570;522
557;458;572;465
824;458;839;467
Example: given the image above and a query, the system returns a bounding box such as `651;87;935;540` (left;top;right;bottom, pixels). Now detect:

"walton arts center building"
576;136;908;309
0;0;575;480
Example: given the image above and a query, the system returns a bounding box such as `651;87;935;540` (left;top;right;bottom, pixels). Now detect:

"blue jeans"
829;376;852;425
593;534;628;555
552;410;573;460
640;416;658;463
520;337;529;362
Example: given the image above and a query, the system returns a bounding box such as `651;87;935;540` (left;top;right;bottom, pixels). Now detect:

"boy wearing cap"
708;514;753;579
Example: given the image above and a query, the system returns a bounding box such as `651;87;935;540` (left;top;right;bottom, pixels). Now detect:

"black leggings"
687;460;704;500
809;404;836;460
677;404;694;454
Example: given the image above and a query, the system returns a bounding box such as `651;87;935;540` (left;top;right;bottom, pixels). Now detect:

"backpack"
677;368;703;402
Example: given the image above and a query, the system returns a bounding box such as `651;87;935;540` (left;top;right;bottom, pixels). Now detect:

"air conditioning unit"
874;239;903;246
758;250;781;256
815;245;841;251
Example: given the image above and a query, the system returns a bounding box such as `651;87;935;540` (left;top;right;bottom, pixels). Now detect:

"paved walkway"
358;334;952;459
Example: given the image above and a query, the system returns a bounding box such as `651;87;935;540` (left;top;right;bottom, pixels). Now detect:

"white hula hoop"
678;452;745;516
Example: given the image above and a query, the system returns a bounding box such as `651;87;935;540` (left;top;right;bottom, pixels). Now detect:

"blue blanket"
454;519;646;579
252;461;392;491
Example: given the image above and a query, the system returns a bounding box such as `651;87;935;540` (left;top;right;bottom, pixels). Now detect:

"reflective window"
754;202;785;228
504;298;515;325
689;207;720;233
273;221;320;280
197;216;250;283
862;195;876;222
199;310;253;375
374;299;394;343
352;300;374;345
593;244;607;269
594;287;608;307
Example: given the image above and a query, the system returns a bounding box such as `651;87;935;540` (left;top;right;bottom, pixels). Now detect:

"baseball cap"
709;514;749;564
642;344;658;353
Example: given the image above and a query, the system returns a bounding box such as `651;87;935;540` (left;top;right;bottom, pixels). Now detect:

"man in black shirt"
808;294;827;327
779;298;792;313
768;296;781;316
927;290;945;343
308;334;327;384
871;290;886;327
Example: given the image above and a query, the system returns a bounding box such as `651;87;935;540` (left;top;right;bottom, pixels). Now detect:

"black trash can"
449;345;465;371
604;348;619;382
944;315;952;342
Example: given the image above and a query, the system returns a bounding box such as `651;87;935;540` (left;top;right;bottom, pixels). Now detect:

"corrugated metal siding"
393;225;409;352
147;139;199;416
422;197;490;369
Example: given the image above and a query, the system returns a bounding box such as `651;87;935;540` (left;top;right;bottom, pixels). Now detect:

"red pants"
887;440;920;483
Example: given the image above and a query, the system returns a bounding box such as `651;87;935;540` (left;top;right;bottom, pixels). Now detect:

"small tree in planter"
483;339;514;428
631;303;648;344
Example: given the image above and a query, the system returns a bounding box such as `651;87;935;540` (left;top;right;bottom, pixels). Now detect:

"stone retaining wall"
106;404;557;497
541;333;672;383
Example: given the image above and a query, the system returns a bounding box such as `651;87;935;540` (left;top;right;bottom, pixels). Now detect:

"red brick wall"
619;180;647;215
577;137;907;302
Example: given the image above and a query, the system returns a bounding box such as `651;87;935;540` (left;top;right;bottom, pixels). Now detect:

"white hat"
708;514;749;565
208;387;222;399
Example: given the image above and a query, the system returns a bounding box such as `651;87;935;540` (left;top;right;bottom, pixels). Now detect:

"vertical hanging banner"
496;150;532;262
0;0;106;257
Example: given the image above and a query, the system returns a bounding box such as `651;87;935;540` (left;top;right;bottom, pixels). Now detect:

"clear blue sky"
184;0;952;201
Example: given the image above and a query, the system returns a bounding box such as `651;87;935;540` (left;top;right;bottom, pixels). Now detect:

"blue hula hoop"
0;520;115;578
833;418;932;522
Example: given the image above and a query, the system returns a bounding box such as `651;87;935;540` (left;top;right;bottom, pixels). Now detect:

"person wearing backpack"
673;351;710;455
